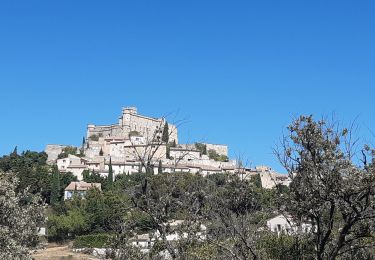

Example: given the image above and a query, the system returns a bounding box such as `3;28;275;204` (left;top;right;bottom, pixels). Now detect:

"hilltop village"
45;107;290;189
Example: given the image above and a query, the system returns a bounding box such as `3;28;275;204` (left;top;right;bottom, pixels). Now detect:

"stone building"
266;214;312;235
45;144;67;163
57;154;88;180
45;106;290;187
86;107;178;144
257;166;291;189
64;181;101;200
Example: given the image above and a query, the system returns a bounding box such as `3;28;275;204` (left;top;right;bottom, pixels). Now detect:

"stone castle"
45;106;290;188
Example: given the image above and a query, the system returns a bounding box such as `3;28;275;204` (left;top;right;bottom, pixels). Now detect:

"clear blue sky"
1;1;374;172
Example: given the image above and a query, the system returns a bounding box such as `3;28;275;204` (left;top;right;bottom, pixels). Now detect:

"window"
277;224;281;231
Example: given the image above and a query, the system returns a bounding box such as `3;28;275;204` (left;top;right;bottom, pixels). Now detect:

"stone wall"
86;107;178;144
87;124;123;139
45;144;67;163
205;143;228;156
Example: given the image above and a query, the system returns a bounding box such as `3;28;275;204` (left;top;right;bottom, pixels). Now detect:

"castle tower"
119;107;137;128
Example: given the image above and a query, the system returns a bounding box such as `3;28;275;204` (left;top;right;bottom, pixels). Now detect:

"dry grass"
32;243;100;260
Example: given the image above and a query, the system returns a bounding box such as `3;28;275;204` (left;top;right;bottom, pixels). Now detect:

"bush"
73;234;112;248
208;149;229;162
195;143;207;155
48;209;89;241
257;232;314;259
89;135;99;141
57;146;78;159
128;131;140;137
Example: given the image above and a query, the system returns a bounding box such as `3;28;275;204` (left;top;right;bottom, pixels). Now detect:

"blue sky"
0;1;374;172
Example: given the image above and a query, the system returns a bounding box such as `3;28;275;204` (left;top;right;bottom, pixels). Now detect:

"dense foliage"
0;171;45;259
73;233;111;248
57;146;79;159
208;149;229;162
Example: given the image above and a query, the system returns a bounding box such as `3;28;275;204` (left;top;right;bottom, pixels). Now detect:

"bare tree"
203;172;270;260
113;172;209;259
275;115;375;260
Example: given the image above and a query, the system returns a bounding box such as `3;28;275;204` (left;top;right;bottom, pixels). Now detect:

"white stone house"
64;181;101;200
103;160;141;177
57;154;88;180
131;220;206;251
266;214;313;235
57;154;84;171
130;233;154;249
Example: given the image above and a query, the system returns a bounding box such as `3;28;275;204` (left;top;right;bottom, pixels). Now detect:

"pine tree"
10;146;18;157
107;157;113;185
162;122;169;143
50;165;61;204
82;169;90;181
166;145;170;159
158;160;163;174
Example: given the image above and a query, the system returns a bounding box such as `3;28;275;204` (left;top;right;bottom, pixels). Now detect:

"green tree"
207;149;229;162
257;232;314;259
82;169;90;181
84;170;106;186
107;157;114;185
162;122;169;143
0;150;51;202
57;146;78;159
195;143;207;155
60;172;78;197
0;171;45;259
50;165;61;205
250;173;262;189
166;145;171;159
11;146;18;157
48;208;89;241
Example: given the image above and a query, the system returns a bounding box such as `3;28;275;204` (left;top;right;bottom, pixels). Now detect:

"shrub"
195;143;207;155
128;131;140;137
48;209;89;241
89;135;99;141
208;149;228;162
57;146;78;159
73;234;112;248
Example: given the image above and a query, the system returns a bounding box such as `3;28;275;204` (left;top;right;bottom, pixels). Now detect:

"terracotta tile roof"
64;181;101;191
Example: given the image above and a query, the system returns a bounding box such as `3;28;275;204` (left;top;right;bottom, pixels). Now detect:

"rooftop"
65;181;101;191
